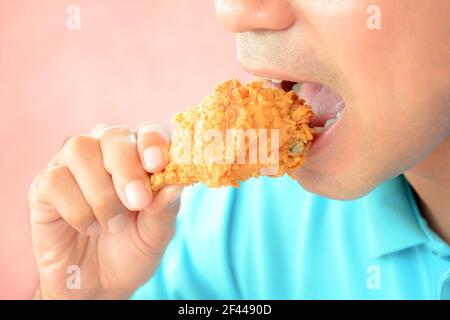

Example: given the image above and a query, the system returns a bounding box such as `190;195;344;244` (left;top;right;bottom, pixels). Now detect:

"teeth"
312;127;325;134
292;83;302;93
270;79;283;84
324;118;336;129
311;108;344;135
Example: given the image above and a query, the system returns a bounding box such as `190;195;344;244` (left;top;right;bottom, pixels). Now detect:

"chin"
294;165;380;200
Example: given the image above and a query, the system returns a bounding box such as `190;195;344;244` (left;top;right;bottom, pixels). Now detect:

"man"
29;0;449;299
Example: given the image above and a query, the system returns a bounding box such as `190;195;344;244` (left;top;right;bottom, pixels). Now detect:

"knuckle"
89;123;109;139
99;125;133;142
99;127;138;173
31;166;71;201
63;135;98;160
28;173;44;206
138;122;171;142
92;122;109;131
40;166;71;192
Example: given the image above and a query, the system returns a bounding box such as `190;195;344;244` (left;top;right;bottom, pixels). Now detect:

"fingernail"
125;180;151;209
107;213;127;234
144;146;164;171
86;221;102;236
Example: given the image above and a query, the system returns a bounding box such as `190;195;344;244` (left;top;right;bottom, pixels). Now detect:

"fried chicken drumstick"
150;79;314;191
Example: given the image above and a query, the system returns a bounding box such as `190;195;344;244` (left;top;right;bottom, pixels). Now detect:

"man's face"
216;0;450;199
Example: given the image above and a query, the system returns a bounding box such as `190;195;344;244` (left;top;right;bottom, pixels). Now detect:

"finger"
89;123;128;139
32;166;101;236
62;135;128;234
47;151;64;167
136;185;183;253
136;122;171;173
144;185;183;217
98;126;153;211
89;122;110;138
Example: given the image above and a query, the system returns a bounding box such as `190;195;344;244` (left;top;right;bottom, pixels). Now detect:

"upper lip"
242;64;347;129
241;65;308;84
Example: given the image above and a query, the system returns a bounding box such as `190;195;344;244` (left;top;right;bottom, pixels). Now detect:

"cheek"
349;83;449;196
292;0;449;198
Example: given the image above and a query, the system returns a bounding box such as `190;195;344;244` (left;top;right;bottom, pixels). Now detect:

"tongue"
299;83;345;127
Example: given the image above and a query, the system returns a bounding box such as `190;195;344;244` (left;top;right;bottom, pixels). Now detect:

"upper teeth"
270;79;283;84
292;83;302;93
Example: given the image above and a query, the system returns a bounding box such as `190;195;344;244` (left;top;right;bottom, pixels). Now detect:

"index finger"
136;122;171;173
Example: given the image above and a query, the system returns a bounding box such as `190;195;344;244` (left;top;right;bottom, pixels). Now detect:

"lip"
241;64;346;162
241;66;308;83
306;110;343;158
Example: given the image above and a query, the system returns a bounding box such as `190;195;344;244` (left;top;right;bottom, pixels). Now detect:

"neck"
405;137;450;245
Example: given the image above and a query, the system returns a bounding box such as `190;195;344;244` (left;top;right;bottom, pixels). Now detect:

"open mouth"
265;79;346;135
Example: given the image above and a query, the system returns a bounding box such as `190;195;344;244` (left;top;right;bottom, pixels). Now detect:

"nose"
215;0;296;33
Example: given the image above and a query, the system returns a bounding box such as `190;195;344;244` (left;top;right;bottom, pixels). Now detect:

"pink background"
0;0;250;299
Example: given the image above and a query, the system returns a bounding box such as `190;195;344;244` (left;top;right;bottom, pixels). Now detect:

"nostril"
215;0;296;33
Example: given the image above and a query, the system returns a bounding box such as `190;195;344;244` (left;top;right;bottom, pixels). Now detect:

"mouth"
264;79;346;135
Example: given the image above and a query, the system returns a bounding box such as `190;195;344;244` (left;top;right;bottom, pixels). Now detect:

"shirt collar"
364;175;429;259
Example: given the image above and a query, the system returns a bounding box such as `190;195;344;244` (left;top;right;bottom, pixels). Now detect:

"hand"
29;123;182;299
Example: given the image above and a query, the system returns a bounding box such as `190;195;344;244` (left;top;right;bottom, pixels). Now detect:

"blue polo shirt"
131;175;450;299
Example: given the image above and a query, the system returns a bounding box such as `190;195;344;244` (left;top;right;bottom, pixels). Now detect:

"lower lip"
307;115;342;159
295;82;345;159
241;68;345;160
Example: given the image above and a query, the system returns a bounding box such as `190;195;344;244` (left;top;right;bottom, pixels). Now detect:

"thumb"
135;185;183;254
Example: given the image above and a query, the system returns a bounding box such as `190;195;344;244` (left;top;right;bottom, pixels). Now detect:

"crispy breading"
150;79;314;191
